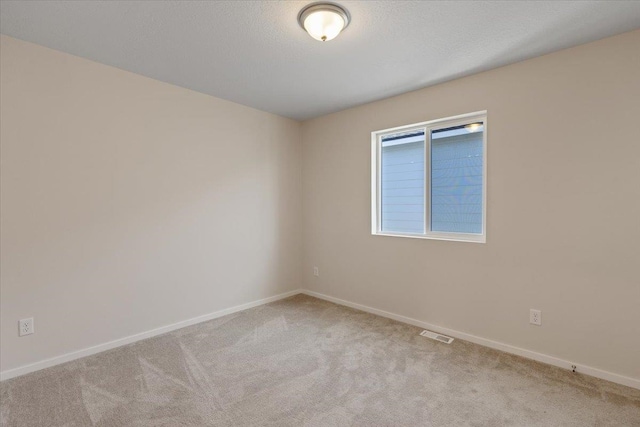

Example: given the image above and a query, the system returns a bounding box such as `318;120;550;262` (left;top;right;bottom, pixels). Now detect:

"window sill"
372;231;486;244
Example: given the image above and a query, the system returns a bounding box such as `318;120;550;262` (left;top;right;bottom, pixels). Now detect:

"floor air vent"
420;330;454;344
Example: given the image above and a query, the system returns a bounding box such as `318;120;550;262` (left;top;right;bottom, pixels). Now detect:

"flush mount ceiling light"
298;2;350;42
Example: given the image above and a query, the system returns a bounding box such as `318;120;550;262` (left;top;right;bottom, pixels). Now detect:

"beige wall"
0;36;302;372
2;30;639;382
302;30;640;380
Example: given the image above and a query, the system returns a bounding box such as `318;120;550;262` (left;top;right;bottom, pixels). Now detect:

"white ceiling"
1;1;639;120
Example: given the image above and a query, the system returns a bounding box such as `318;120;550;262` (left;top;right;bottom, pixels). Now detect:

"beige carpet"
1;294;639;426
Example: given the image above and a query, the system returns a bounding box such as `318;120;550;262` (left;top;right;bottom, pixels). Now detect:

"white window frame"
371;111;487;243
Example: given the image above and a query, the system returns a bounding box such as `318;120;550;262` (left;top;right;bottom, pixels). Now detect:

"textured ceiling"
1;1;639;120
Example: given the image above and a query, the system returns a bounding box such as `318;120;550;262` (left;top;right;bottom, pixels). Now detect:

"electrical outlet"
530;309;541;326
313;266;319;277
19;318;34;336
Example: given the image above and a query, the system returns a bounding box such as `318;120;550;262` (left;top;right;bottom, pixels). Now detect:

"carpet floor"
1;294;639;426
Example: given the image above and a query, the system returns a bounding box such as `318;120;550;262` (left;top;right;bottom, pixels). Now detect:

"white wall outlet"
530;309;541;326
313;266;319;277
19;318;34;336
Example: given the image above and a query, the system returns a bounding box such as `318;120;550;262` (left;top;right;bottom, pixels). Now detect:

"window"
371;111;486;243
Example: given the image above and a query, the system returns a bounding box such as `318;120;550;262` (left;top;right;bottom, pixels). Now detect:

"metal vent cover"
420;329;454;344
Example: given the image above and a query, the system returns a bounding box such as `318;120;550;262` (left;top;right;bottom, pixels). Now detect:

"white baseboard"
4;288;638;391
0;289;302;382
301;290;640;390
